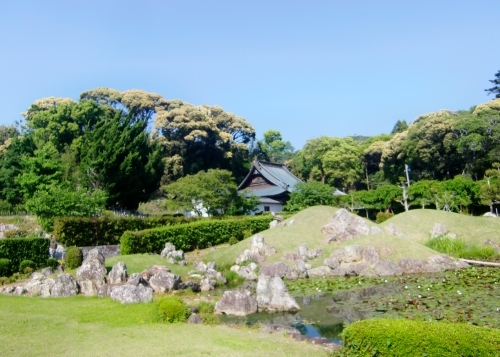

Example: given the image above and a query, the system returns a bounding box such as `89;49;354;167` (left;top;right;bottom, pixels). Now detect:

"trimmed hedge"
339;318;500;356
120;216;274;255
53;216;199;247
0;238;50;272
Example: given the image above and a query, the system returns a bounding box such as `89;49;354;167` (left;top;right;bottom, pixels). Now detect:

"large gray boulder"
127;273;150;287
76;248;107;296
322;209;381;243
51;274;79;297
231;264;258;280
107;262;128;284
215;289;258;316
259;262;290;278
430;223;448;238
110;284;153;304
374;260;403;276
149;271;181;293
200;278;216;292
24;272;54;297
256;276;300;312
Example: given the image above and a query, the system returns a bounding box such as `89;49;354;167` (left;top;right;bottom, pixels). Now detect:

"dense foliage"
153;296;190;323
65;246;83;269
53;216;198;247
0;238;50;271
338;318;500;356
120;215;273;254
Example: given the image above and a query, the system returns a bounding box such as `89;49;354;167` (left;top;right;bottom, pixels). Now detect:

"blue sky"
0;1;499;149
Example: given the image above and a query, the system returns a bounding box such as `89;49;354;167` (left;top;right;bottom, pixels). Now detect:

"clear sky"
0;1;499;149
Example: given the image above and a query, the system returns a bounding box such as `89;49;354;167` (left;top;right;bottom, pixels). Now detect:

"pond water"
218;284;401;342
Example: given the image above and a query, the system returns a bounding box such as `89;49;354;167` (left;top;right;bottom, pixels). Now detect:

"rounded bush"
376;211;394;223
228;236;239;245
154;296;190;323
0;258;11;277
46;258;59;269
19;259;35;273
65;246;83;269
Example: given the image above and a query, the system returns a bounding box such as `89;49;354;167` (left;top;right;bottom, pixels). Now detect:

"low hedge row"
0;238;50;272
53;216;199;247
120;215;274;254
338;318;500;356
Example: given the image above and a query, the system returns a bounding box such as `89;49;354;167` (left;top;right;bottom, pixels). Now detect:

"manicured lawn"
0;295;327;357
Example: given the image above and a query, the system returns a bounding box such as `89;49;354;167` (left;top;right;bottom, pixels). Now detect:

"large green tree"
485;70;500;98
162;169;258;216
79;112;163;210
284;181;335;211
254;129;294;164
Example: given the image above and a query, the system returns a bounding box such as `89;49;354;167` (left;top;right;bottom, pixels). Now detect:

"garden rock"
430;223;448;237
127;273;150;287
269;220;278;229
374;260;403;276
215;289;258;316
235;250;253;264
483;212;497;217
399;258;439;274
149;271;181;293
285;219;295;226
108;262;128;284
231;265;258;280
160;242;176;257
322;208;381;243
307;266;334;278
179;280;200;292
193;261;208;272
76;248;107;296
343;245;363;263
24;273;54;297
250;234;266;254
51;274;79;297
200;278;216;292
187;313;203;324
362;246;380;265
259;262;290;278
41;267;54;276
110;284;153;304
256;275;300;312
385;223;406;237
285;260;308;280
141;265;171;281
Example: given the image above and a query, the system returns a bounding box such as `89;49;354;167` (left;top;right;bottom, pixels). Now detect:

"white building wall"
255;202;283;214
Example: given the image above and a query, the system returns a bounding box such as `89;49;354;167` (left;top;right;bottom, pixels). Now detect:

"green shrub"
3;228;30;239
338;318;500;356
0;238;49;271
120;215;273;255
65;247;83;269
0;277;9;285
228;236;239;245
46;258;59;269
376;211;394;223
53;216;198;247
19;259;36;273
153;296;190;323
197;301;215;314
0;258;11;277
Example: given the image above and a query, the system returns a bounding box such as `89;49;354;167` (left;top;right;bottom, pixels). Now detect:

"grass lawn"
105;254;193;276
0;295;327;357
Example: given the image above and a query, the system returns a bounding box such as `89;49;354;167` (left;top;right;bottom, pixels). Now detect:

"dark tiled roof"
237;161;302;192
243;186;287;197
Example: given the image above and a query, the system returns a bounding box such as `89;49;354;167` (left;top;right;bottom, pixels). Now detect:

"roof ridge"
257;162;288;189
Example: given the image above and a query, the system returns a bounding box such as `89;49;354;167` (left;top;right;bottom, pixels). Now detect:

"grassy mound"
203;206;440;268
0;295;327;357
381;209;500;246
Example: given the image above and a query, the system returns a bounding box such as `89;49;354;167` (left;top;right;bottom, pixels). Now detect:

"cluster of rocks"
321;208;383;243
269;212;295;229
0;272;78;297
160;242;187;265
231;234;277;280
190;260;227;292
317;245;468;277
215;275;300;316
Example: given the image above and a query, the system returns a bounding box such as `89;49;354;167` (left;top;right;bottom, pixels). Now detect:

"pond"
219;267;500;340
